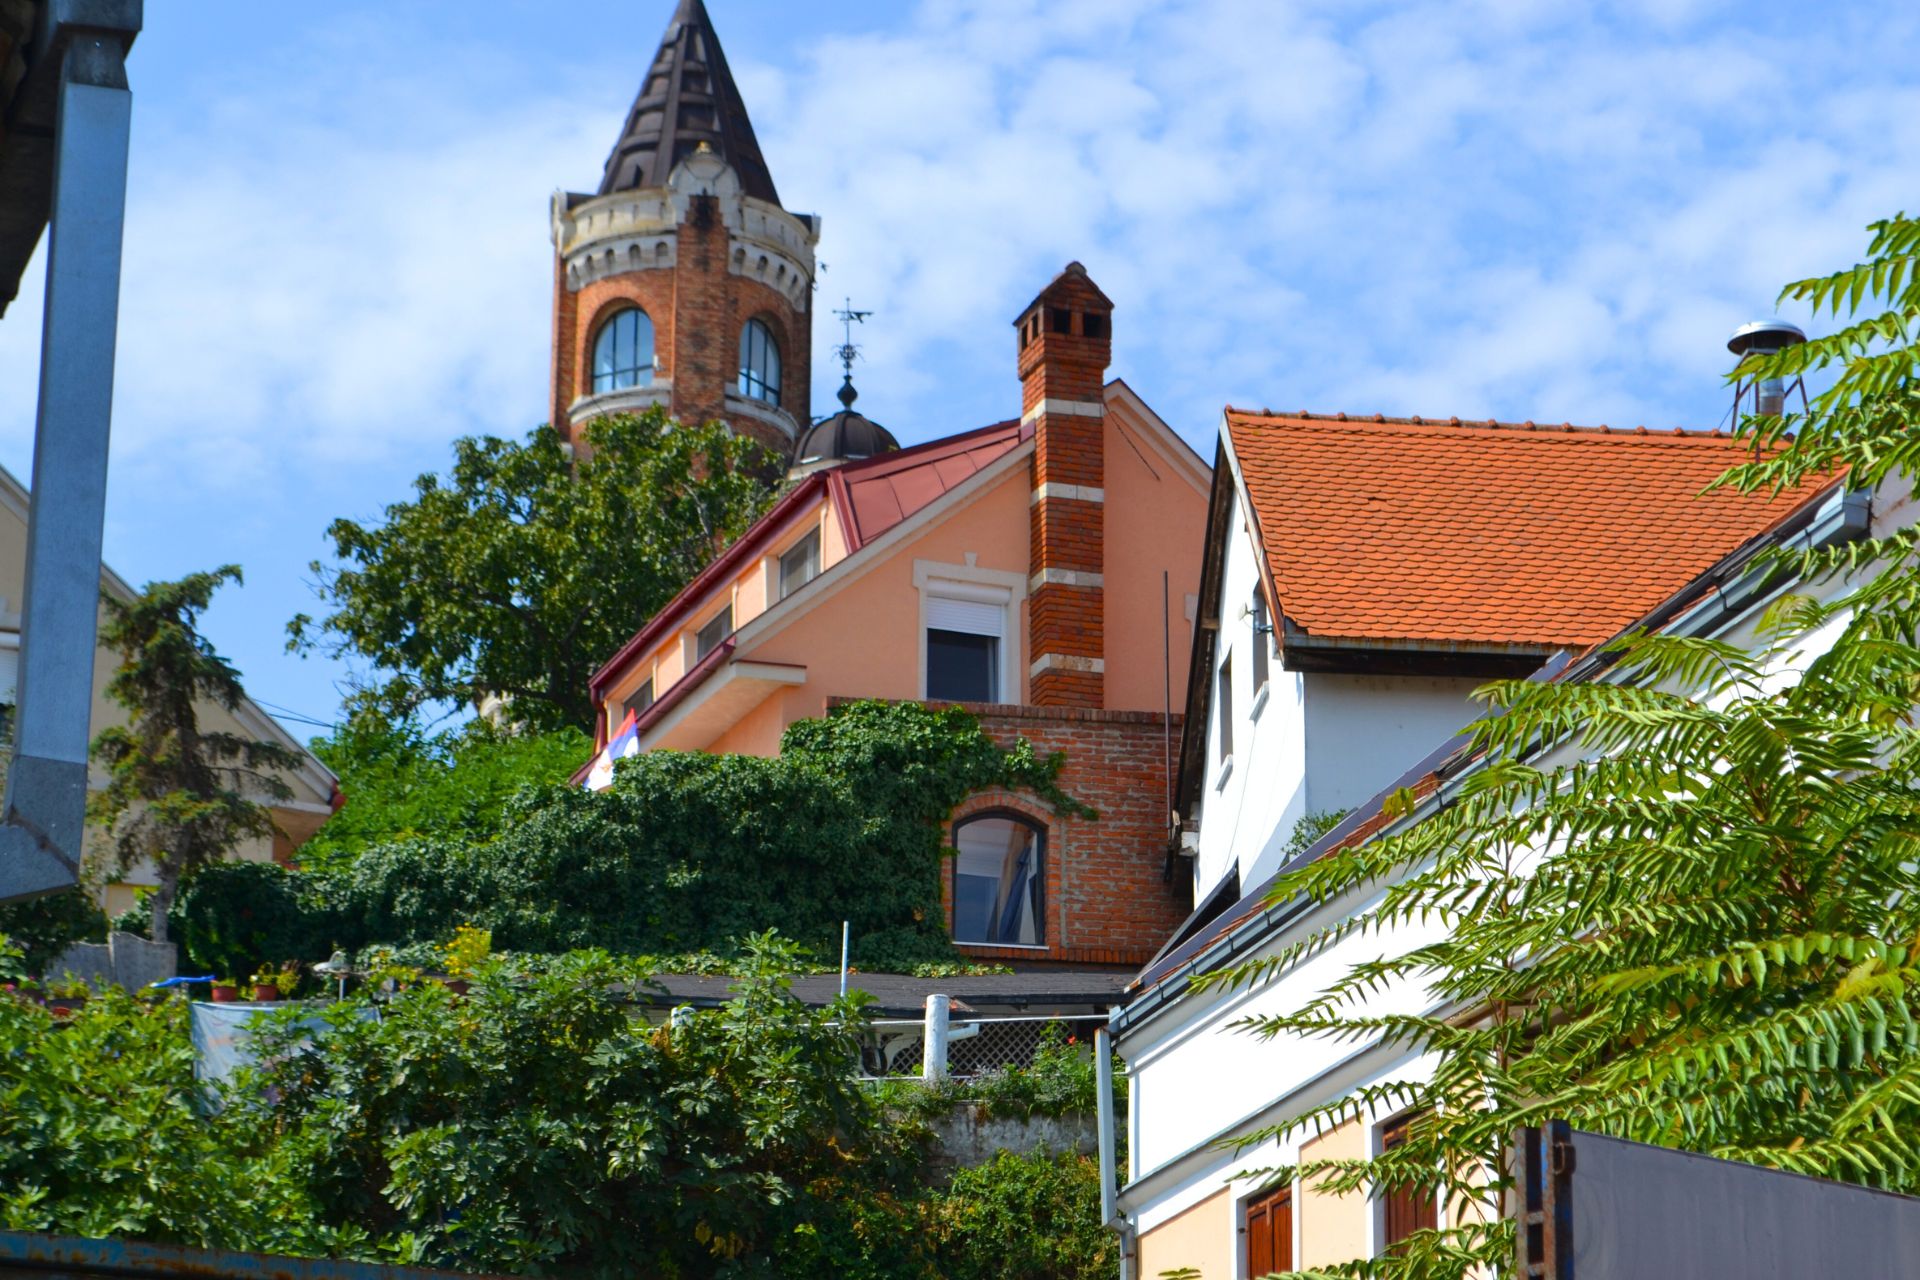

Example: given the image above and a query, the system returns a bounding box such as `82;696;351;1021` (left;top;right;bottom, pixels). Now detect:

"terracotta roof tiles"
1227;409;1826;650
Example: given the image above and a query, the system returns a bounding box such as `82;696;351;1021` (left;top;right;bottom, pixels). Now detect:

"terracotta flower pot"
210;984;241;1003
47;995;85;1016
444;979;471;996
252;983;280;1003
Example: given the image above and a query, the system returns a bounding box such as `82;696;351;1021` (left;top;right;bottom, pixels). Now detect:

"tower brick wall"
1018;263;1113;709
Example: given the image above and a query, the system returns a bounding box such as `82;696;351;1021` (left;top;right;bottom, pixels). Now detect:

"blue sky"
0;0;1912;739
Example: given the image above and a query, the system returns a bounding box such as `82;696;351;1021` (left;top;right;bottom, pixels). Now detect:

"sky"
0;0;1913;741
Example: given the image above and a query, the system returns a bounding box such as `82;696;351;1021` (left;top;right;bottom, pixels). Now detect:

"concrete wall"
925;1104;1097;1181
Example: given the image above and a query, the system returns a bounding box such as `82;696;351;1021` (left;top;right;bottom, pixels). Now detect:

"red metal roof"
827;418;1027;551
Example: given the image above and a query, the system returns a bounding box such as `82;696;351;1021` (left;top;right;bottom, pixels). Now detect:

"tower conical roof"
598;0;781;206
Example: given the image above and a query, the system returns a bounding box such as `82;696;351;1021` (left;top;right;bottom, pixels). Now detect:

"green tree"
1205;215;1920;1279
290;409;775;732
89;567;305;946
295;716;591;874
255;936;932;1278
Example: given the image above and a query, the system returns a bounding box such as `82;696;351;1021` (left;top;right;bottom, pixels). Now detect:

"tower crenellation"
548;0;816;457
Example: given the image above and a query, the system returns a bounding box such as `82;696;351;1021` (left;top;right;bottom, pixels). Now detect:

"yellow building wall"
1300;1116;1373;1269
1138;1187;1235;1280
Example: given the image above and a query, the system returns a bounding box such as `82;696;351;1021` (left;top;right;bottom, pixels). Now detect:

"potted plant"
46;977;89;1015
209;977;243;1003
250;967;282;1003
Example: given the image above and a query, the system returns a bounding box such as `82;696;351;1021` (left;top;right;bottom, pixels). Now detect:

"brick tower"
548;0;817;457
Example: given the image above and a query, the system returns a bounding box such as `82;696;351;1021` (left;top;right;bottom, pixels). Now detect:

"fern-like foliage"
1198;217;1920;1280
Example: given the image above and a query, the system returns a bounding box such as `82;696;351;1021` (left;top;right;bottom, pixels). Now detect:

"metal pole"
1096;1024;1119;1225
0;9;138;904
922;993;949;1081
838;919;849;998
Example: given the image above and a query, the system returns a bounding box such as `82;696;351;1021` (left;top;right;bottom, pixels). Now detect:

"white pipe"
923;993;950;1081
839;920;849;998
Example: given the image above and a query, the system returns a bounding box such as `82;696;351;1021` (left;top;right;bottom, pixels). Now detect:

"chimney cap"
1727;318;1806;358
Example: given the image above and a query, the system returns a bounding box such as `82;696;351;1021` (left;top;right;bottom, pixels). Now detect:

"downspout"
1096;1018;1137;1280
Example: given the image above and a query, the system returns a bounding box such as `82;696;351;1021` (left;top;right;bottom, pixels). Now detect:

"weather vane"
833;297;872;384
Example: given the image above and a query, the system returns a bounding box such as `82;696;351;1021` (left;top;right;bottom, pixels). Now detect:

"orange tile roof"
1227;411;1827;650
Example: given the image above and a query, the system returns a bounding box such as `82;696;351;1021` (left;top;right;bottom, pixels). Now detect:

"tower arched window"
951;811;1045;946
738;317;782;406
591;307;655;393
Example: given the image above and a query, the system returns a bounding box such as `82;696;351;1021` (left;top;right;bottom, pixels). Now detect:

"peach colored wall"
607;388;1209;752
1103;397;1210;714
601;493;839;727
1300;1116;1372;1270
706;692;789;757
820;500;850;568
743;461;1035;718
1138;1188;1234;1280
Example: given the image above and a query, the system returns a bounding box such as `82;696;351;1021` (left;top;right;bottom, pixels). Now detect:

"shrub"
930;1148;1117;1280
0;887;107;974
171;701;1086;976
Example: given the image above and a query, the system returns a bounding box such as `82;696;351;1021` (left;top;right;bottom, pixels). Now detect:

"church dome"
791;378;899;473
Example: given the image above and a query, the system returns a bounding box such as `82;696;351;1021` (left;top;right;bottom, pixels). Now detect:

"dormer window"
592;307;655;393
739;318;782;406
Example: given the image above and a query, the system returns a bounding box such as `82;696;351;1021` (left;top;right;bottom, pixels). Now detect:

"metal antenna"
831;298;873;407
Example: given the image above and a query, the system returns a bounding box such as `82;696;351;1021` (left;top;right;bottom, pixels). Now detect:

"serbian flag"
585;709;642;791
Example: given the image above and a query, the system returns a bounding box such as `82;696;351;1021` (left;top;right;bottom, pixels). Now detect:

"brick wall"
1018;263;1113;708
948;702;1187;968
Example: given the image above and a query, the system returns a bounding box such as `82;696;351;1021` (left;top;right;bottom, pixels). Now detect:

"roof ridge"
1223;407;1736;441
832;416;1023;476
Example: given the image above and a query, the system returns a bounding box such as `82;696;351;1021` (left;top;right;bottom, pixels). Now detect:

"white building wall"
1300;673;1483;807
1190;488;1309;901
1125;480;1899;1274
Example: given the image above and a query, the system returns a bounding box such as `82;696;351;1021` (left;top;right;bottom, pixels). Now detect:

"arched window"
738;317;782;406
591;307;654;393
951;812;1045;946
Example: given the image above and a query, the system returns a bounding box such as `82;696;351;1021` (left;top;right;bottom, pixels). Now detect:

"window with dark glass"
1251;587;1270;691
779;530;820;600
624;678;654;722
695;605;733;660
738;317;782;406
952;813;1044;945
1381;1112;1437;1253
1244;1184;1292;1276
1217;656;1234;763
591;307;655;393
925;592;1003;703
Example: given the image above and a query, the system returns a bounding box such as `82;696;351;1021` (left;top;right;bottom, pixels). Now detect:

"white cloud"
0;0;1911;722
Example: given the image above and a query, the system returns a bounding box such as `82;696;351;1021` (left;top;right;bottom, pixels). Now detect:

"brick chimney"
1016;262;1112;709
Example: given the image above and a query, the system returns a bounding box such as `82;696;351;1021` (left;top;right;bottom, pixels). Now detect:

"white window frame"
913;559;1025;704
769;525;822;606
